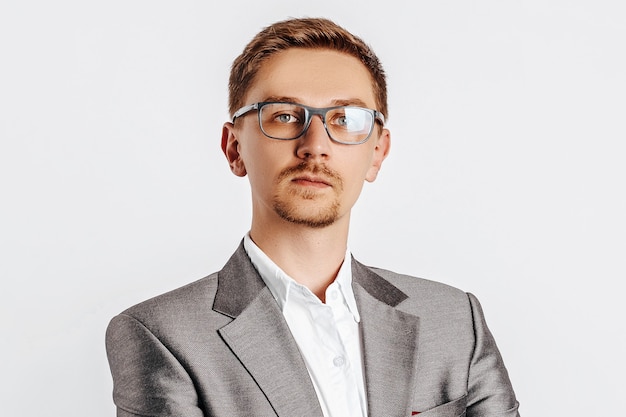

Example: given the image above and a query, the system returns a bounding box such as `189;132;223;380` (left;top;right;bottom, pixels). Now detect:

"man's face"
222;48;390;229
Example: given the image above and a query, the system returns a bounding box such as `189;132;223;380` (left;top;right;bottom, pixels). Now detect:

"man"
106;17;520;417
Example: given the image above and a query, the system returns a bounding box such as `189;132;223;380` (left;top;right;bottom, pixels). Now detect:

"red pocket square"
411;413;420;416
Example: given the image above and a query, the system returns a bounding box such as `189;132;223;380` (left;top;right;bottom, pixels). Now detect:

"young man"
106;17;520;417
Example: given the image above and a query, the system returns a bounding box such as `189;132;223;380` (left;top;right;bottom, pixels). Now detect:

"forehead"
244;48;377;108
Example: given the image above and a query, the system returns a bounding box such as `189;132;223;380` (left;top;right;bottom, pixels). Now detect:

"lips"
291;175;333;187
276;162;342;190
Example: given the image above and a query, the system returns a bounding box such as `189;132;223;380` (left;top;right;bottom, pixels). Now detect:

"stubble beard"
272;162;343;229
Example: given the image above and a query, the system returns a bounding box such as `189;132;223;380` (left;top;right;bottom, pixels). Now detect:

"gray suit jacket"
106;243;520;417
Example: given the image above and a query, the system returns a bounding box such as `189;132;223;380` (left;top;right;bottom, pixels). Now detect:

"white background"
1;1;624;415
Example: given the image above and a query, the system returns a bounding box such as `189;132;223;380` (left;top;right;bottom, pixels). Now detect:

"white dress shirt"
243;234;367;417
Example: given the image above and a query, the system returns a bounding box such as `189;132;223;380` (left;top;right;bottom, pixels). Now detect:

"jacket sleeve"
105;313;204;417
466;293;520;416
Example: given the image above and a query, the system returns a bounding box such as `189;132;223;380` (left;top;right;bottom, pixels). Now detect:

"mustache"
276;162;342;187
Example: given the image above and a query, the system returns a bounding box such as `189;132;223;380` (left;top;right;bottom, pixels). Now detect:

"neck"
250;215;350;300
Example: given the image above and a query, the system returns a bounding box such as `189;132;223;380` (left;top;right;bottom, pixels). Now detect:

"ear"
221;122;247;177
365;128;391;182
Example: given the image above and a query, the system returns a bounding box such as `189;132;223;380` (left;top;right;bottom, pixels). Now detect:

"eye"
333;115;347;126
330;113;358;130
328;108;370;132
275;113;300;124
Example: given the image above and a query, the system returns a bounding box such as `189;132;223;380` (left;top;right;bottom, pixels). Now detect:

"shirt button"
333;356;345;367
330;290;339;300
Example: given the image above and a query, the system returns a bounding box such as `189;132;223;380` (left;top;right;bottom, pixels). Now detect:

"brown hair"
228;17;388;119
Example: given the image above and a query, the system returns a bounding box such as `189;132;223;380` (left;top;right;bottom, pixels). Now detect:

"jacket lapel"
352;259;420;417
213;243;324;417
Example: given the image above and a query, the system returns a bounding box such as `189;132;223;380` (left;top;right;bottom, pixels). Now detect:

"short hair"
228;17;388;119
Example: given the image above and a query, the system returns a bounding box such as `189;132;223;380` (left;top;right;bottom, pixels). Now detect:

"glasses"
232;102;385;145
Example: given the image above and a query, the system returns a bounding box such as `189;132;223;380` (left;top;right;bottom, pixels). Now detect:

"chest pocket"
412;393;467;417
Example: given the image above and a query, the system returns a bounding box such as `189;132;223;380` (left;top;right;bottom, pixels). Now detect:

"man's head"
222;18;390;231
228;17;388;120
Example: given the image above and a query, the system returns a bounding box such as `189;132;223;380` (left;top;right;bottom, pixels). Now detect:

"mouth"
291;175;333;188
277;162;342;191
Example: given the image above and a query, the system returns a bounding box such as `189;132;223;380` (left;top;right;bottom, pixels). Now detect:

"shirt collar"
243;233;360;322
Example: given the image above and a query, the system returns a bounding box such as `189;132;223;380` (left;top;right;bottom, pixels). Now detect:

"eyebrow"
263;96;371;108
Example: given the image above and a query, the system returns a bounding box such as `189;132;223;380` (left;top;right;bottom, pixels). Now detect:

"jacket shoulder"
114;272;221;332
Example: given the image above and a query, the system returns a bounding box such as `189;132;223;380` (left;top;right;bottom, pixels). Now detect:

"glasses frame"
232;101;386;145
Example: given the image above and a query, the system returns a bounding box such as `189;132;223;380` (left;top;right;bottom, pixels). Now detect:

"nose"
295;115;332;160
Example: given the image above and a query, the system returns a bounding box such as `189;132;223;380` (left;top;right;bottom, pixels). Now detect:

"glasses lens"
259;103;306;140
326;107;374;143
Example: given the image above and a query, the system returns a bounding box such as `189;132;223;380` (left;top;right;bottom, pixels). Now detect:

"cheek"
338;157;373;195
241;140;290;184
340;149;375;178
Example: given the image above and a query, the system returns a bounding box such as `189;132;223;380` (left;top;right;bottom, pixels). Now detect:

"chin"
273;200;340;229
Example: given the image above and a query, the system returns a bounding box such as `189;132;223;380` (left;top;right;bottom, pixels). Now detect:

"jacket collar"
213;242;419;417
351;259;420;417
